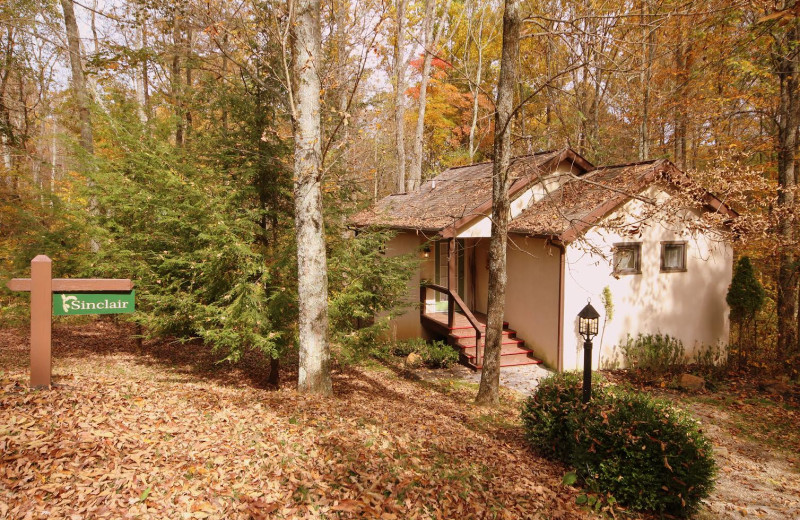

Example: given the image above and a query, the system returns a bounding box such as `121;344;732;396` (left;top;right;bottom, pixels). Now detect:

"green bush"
421;340;459;368
619;333;685;374
382;338;459;368
522;373;716;516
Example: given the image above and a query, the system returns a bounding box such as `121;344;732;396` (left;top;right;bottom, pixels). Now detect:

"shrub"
381;338;459;368
420;340;459;368
522;373;716;516
692;342;729;381
619;333;685;374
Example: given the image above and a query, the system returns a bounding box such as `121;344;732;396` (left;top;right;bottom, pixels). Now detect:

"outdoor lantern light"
578;301;600;403
422;245;431;258
578;302;600;340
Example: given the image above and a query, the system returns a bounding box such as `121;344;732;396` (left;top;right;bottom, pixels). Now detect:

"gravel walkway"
413;362;554;395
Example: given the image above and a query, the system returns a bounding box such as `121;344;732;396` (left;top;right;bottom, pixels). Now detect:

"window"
613;243;641;275
661;241;687;272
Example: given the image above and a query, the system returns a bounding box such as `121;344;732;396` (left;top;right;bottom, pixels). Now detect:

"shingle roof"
509;160;667;238
350;148;737;240
509;159;738;241
350;149;578;231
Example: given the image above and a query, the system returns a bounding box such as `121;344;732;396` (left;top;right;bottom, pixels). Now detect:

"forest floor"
1;320;799;519
0;320;587;520
597;372;800;520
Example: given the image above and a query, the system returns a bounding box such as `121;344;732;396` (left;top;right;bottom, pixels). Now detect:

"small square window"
613;243;641;274
661;242;687;272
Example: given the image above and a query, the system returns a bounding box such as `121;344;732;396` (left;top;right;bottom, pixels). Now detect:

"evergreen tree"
727;256;765;365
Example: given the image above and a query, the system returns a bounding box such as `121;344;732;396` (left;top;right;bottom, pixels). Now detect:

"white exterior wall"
561;194;734;371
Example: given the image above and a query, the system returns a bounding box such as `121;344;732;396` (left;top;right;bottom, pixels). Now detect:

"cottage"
351;148;737;371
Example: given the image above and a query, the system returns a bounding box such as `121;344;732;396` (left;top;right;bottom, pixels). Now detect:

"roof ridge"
441;149;559;172
593;158;664;170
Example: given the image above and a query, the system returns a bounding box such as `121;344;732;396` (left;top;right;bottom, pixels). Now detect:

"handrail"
420;283;483;366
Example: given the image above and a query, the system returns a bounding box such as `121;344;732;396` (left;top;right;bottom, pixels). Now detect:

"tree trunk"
184;27;193;139
142;24;151;120
268;356;280;387
135;25;149;124
639;0;653;161
476;0;519;407
1;27;14;185
776;19;800;361
673;18;688;169
171;9;185;147
409;0;450;191
393;0;408;193
468;8;484;163
291;0;332;395
60;0;93;154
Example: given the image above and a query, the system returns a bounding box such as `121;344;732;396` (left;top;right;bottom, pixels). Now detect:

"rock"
678;373;705;391
759;379;793;396
406;352;423;367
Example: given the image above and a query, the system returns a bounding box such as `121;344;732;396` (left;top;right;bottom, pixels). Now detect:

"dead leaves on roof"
0;323;584;519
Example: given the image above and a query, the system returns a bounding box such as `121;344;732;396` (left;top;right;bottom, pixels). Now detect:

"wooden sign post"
6;255;134;389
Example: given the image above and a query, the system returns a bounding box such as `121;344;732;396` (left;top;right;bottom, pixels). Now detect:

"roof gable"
350;148;594;232
509;159;738;241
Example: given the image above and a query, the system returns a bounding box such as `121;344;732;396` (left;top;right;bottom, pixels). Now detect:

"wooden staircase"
419;283;542;371
448;320;542;370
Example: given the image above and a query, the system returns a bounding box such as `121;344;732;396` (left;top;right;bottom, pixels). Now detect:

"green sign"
53;291;135;316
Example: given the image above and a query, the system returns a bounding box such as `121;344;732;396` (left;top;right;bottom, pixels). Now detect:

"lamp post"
578;302;600;404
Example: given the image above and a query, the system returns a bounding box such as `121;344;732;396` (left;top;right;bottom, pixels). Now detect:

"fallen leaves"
0;322;585;519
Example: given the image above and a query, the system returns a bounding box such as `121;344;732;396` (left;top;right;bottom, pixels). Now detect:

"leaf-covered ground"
0;321;587;519
603;371;800;519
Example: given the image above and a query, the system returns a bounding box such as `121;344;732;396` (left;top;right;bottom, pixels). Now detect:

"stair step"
448;321;508;331
454;337;525;349
451;329;515;340
461;344;532;358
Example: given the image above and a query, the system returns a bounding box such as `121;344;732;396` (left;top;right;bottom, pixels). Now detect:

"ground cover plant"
522;372;716;516
618;333;686;375
376;337;460;368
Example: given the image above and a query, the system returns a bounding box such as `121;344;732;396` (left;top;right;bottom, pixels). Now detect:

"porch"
419;282;542;370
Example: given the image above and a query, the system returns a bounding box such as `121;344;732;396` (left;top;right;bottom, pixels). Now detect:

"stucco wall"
384;232;427;341
561;195;733;371
504;236;562;368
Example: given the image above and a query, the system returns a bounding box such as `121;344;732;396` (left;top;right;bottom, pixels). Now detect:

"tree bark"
172;12;184;147
60;0;93;154
775;18;800;360
638;0;653;161
291;0;332;395
467;5;485;163
409;0;450;191
268;356;280;387
135;25;149;124
476;0;519;407
393;0;408;193
1;28;14;184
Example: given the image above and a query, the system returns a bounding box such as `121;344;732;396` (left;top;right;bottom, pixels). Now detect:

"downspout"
553;239;566;373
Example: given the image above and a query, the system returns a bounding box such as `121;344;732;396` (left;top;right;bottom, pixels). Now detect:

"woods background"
1;0;798;379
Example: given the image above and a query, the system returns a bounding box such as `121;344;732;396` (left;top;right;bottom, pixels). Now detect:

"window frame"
613;242;642;275
660;241;687;273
